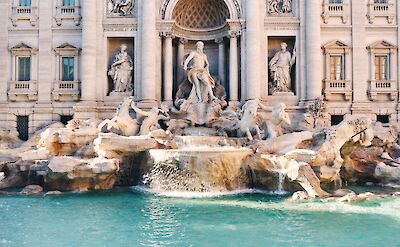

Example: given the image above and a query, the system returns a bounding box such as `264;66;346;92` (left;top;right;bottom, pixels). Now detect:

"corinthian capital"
228;30;241;38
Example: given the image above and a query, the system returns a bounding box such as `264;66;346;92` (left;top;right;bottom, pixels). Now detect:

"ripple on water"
1;189;400;247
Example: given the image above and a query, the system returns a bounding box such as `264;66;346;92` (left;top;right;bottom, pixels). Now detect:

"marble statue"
98;96;139;136
261;103;291;139
268;0;292;14
131;103;170;136
108;44;133;93
183;41;218;103
108;0;134;16
269;42;296;93
236;100;262;141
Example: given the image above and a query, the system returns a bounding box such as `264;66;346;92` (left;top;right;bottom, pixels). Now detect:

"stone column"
162;32;173;105
215;38;226;87
229;31;240;103
305;0;322;100
81;0;97;102
245;0;262;101
177;38;188;83
31;0;54;132
37;0;53;103
0;1;8;102
351;0;370;116
139;0;157;105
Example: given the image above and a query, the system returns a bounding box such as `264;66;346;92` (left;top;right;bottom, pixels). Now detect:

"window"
17;116;29;141
330;55;344;80
62;57;74;81
60;115;74;125
19;0;31;6
329;0;343;3
18;57;31;81
63;0;75;6
331;115;344;126
377;115;390;124
375;55;389;80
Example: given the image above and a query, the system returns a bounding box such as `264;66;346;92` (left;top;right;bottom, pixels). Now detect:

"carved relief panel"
267;0;293;16
107;0;135;16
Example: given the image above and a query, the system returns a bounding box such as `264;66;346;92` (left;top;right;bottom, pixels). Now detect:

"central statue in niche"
183;41;218;103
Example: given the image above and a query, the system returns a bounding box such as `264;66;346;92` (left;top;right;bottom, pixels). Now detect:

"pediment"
10;42;34;51
323;40;350;49
367;40;397;50
55;42;80;51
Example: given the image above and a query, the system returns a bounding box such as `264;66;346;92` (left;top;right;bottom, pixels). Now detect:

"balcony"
10;6;38;27
368;80;397;101
321;0;349;24
367;1;395;24
8;81;38;101
52;81;80;101
55;5;81;26
323;80;352;101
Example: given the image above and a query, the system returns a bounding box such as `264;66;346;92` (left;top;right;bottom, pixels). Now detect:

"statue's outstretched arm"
131;102;150;117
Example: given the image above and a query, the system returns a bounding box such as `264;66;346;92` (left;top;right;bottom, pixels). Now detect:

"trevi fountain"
2;0;400;246
1;40;400;246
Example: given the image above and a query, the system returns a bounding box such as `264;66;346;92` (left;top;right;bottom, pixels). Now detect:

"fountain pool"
1;189;400;247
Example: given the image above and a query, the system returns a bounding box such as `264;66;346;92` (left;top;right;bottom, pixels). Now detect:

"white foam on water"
132;185;258;198
167;196;400;221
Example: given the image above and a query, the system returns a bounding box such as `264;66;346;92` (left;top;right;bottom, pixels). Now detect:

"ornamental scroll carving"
267;0;293;15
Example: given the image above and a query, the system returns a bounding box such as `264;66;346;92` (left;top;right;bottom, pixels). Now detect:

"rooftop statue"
269;42;296;93
108;44;133;93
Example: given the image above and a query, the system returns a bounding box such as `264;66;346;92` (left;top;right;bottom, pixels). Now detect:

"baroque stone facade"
1;0;400;139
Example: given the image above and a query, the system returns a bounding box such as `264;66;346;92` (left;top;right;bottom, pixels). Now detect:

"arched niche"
160;0;241;41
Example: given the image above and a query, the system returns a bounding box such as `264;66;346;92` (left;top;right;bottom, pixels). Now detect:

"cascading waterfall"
142;138;254;194
277;162;285;193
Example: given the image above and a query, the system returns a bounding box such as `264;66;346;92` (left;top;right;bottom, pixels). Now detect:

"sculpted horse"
98;96;139;136
236;100;263;141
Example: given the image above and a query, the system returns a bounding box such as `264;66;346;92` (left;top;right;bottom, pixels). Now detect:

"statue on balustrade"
108;44;133;93
183;41;218;104
108;0;134;16
269;42;296;93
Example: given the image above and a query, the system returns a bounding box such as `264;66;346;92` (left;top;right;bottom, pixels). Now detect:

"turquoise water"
1;188;400;247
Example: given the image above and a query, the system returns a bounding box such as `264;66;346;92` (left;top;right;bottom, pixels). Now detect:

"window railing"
11;6;38;27
368;80;397;101
322;0;349;24
328;3;344;12
372;3;389;12
323;79;352;101
53;81;80;101
55;5;81;26
8;80;38;101
367;1;395;24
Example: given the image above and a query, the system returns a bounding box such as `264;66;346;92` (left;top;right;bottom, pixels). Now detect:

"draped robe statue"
269;42;296;93
108;44;133;93
183;41;218;103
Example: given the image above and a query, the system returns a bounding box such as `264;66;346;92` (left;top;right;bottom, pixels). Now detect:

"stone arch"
160;0;241;21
